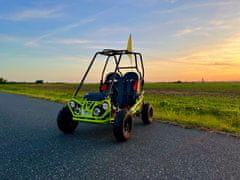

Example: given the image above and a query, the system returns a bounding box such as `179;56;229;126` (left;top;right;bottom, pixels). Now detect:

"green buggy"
57;49;153;141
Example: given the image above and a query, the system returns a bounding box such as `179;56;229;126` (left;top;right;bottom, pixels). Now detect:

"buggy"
57;49;153;141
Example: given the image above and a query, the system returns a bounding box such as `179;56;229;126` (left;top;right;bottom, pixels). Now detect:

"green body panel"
130;94;144;114
72;117;112;124
68;93;144;124
68;97;113;124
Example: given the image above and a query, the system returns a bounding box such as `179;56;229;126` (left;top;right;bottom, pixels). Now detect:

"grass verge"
1;82;240;135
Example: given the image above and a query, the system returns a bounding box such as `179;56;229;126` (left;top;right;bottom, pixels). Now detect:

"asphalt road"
0;92;240;179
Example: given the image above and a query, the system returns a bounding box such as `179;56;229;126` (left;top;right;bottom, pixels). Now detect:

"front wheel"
141;103;153;124
113;110;133;142
57;106;78;133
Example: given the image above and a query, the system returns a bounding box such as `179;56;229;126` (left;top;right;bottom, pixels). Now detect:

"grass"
1;82;240;135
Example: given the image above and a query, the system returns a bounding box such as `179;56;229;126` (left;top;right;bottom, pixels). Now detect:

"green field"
1;82;240;135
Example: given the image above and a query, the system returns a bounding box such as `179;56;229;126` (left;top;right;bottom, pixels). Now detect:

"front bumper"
68;97;113;124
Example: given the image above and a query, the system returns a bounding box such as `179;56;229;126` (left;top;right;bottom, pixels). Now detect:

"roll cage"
73;49;145;97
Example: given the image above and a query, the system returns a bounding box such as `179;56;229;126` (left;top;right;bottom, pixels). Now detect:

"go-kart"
57;49;153;141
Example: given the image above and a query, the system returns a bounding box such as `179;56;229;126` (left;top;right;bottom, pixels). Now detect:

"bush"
35;80;44;84
173;80;182;84
0;77;7;84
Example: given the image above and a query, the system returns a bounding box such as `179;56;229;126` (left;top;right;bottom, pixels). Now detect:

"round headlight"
70;101;75;108
102;103;108;110
93;107;101;116
75;107;81;114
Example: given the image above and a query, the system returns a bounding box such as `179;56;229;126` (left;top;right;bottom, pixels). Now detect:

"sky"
0;0;240;82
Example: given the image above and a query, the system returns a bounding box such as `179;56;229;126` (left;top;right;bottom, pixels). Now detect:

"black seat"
120;72;140;107
84;92;106;101
100;72;121;92
99;72;141;108
105;72;121;83
100;72;121;105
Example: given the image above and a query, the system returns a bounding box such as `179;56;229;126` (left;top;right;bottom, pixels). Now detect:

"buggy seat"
99;72;142;108
120;72;141;107
100;72;121;104
100;72;121;92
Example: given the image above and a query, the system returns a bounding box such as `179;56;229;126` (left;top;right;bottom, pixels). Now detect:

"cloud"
146;33;240;68
143;33;240;81
164;0;178;3
60;18;96;31
173;16;240;38
24;18;96;47
24;33;52;47
168;60;237;67
169;32;240;67
48;38;91;45
128;0;178;6
0;7;62;21
154;1;235;15
23;5;115;47
0;34;18;42
210;20;225;26
174;27;202;37
97;26;131;35
62;55;89;62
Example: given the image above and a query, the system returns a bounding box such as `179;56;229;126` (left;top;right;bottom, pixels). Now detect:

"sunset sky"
0;0;240;82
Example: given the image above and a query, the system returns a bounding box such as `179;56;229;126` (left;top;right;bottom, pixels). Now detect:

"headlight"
70;101;76;108
93;107;101;116
102;103;108;110
74;106;81;114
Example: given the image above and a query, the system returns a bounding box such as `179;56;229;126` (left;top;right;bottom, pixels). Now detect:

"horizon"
3;79;240;84
0;0;240;82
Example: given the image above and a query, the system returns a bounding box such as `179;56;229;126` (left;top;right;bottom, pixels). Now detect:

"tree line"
0;77;44;84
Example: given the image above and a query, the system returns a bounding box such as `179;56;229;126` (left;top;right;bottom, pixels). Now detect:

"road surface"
0;92;240;179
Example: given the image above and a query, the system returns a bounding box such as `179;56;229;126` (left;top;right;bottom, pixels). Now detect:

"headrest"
123;72;139;81
105;72;121;82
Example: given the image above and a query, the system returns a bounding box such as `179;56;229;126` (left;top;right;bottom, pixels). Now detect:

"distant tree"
0;77;7;84
35;80;44;84
174;80;182;84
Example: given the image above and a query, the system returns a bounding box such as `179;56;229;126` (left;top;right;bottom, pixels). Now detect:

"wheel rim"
124;116;132;134
149;107;153;119
124;121;130;132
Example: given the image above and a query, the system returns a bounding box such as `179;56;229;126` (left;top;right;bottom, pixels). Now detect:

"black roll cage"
73;49;145;97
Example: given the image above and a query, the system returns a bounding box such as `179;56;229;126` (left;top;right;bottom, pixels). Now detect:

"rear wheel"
113;110;133;142
141;103;153;124
57;106;78;133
